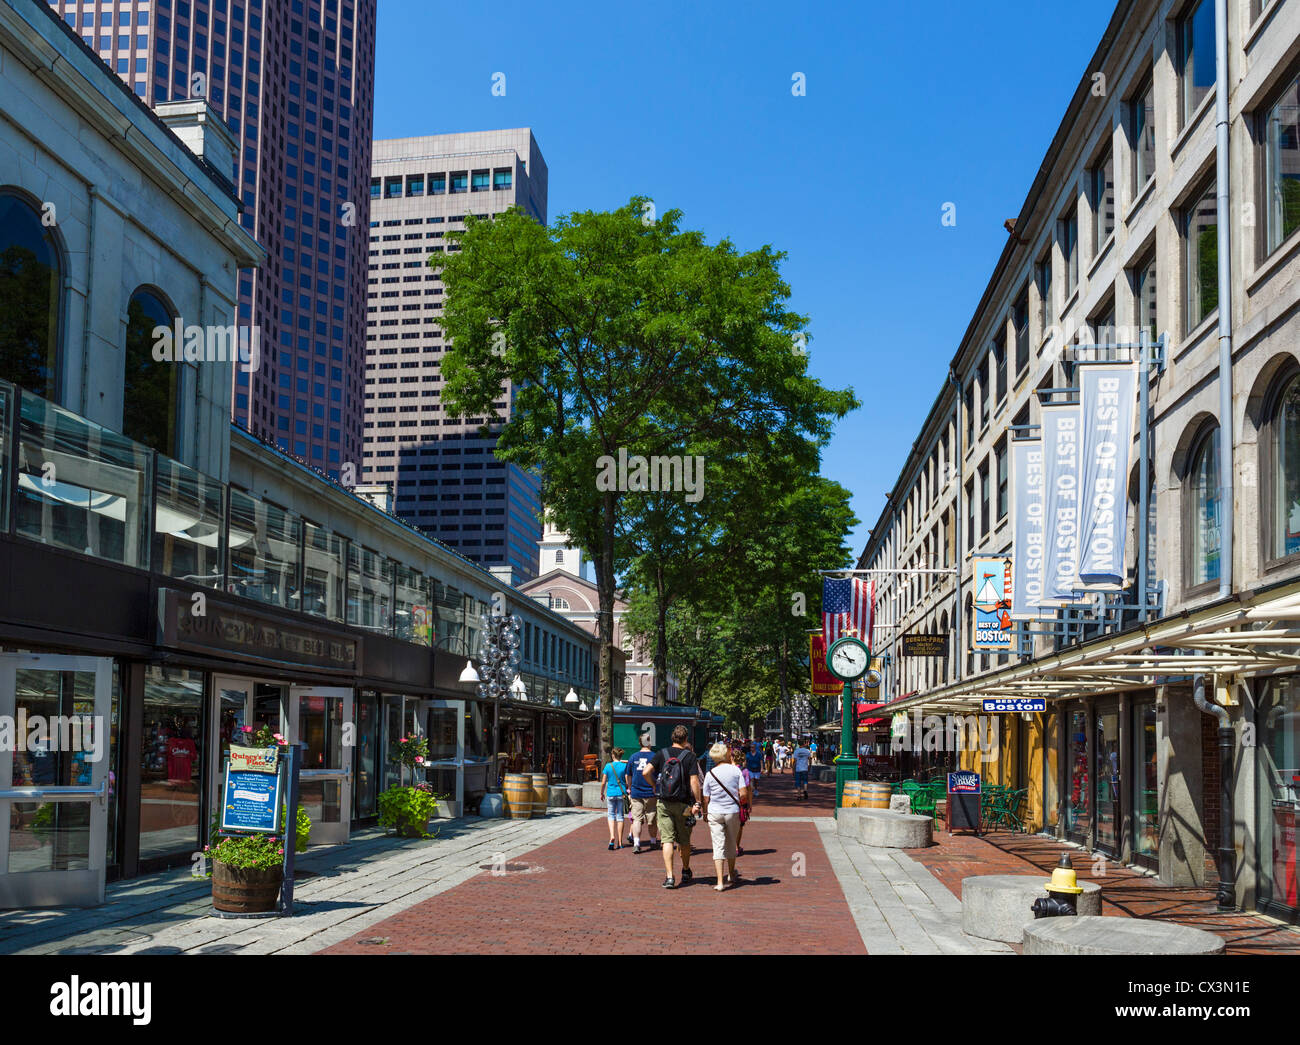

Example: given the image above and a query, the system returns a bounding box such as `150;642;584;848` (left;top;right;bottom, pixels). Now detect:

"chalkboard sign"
947;770;981;833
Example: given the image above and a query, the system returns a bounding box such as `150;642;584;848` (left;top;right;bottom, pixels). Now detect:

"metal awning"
885;579;1300;712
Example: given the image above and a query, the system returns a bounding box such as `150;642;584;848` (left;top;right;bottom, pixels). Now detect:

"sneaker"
681;867;693;881
607;841;615;851
632;846;642;854
662;877;675;889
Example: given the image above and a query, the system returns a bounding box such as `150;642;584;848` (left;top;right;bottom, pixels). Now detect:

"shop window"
394;562;429;644
1132;700;1158;865
347;544;392;633
0;189;64;402
303;521;346;621
154;456;225;588
1266;370;1300;562
228;489;302;608
1257;676;1300;916
1184;423;1222;588
138;666;204;863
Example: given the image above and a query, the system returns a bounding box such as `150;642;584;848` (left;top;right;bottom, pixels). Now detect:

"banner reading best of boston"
971;556;1013;650
1077;362;1138;589
1010;438;1046;619
808;634;842;695
1040;402;1085;606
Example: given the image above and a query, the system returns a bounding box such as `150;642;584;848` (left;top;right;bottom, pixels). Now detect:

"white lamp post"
459;660;481;683
564;687;579;706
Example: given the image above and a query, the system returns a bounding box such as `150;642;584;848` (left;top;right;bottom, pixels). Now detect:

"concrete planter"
581;781;604;809
960;875;1102;943
1022;915;1225;955
837;807;932;848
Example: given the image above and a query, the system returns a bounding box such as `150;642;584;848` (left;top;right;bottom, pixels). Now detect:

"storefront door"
289;686;353;845
1095;703;1121;858
0;654;113;908
1065;707;1090;845
422;700;464;816
1131;699;1158;871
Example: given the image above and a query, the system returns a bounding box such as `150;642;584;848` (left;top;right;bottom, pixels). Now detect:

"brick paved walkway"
910;828;1300;955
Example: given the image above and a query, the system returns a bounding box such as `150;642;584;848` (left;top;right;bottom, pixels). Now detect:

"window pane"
302;521;345;620
1274;377;1300;558
0;191;62;401
1061;215;1078;295
1137;255;1158;343
1132;81;1155;190
1181;0;1216;122
1186;183;1218;328
1093;151;1114;251
1014;291;1030;374
138;666;204;862
347;545;392;632
155;455;224;587
228;488;301;608
1191;427;1221;585
16;393;152;567
1264;71;1300;254
394;563;430;644
124;289;179;455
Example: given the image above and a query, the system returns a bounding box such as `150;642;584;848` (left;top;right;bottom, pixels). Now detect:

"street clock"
826;636;871;682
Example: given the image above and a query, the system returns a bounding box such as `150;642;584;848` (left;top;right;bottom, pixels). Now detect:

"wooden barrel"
862;782;892;809
530;772;549;818
503;773;533;819
841;781;865;808
212;861;282;914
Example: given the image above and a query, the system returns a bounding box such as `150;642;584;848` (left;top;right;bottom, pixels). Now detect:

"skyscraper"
50;0;377;478
364;129;548;583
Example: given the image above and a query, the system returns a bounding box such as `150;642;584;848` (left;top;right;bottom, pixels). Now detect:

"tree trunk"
654;569;669;705
595;491;617;765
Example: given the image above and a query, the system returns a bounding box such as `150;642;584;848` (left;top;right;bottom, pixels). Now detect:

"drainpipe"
1193;674;1236;910
948;368;964;682
1214;0;1234;598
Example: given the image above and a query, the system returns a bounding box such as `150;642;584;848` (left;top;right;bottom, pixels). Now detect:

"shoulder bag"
709;767;749;824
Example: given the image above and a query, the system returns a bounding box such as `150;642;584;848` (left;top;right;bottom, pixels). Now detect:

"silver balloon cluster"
475;611;524;702
791;697;814;736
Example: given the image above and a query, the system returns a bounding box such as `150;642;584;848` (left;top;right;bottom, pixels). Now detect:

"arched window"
1269;372;1300;561
551;596;570;611
0;189;63;400
1186;424;1221;587
123;287;180;455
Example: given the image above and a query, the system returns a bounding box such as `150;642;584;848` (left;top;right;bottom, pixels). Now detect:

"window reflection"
0;190;62;402
155;455;224;587
228;488;301;608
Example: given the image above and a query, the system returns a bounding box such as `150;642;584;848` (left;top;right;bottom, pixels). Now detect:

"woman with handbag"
600;747;630;850
702;742;749;891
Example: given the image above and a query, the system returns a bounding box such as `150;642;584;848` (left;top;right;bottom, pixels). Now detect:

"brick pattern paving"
910;828;1300;955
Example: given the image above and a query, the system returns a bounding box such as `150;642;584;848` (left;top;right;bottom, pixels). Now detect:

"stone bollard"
889;794;912;814
581;781;604;809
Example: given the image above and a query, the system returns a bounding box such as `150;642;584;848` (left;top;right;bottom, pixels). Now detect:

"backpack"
657;747;693;802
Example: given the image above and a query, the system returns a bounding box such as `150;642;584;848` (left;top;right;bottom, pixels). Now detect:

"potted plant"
205;725;306;913
377;735;440;837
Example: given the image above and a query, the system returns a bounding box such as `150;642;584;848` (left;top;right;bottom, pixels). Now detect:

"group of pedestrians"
598;725;758;891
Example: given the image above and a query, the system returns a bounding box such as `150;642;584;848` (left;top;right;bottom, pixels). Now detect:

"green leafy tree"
435;198;855;761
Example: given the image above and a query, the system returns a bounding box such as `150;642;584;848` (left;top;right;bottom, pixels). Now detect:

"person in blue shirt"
624;741;660;853
601;747;630;850
744;742;764;797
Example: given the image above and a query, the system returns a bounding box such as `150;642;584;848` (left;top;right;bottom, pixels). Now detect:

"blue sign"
948;770;981;795
220;764;284;834
982;697;1047;713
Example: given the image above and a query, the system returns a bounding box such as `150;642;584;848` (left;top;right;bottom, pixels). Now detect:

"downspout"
948;368;964;682
1214;0;1234;598
79;186;98;416
1193;674;1236;910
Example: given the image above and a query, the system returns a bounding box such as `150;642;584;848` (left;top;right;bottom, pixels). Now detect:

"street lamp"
564;687;579;706
510;676;527;702
459;660;481;683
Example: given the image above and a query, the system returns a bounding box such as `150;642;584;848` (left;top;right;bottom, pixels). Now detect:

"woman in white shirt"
702;742;749;891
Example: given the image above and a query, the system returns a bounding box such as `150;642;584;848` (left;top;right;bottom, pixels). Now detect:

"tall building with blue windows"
48;0;377;479
363;130;548;584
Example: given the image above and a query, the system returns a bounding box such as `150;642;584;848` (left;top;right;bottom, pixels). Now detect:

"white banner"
1010;439;1045;619
1077;363;1138;590
1040;402;1084;606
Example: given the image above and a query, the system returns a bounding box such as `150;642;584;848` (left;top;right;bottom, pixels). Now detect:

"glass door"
289;686;353;845
422;700;464;817
0;654;113;908
1066;707;1090;845
1132;700;1159;870
1095;704;1121;858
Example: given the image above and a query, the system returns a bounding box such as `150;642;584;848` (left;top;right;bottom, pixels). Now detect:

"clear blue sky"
374;0;1117;557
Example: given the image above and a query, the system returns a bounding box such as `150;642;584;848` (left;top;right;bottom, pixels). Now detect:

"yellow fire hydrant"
1031;854;1084;918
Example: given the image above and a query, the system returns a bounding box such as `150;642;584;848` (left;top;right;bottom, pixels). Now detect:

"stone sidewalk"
0;810;599;955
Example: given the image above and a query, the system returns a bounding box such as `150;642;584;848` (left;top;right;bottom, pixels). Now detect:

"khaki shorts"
707;811;741;861
656;800;692;846
630;796;657;829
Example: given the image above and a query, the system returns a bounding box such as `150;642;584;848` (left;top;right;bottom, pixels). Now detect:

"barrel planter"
503;773;533;820
841;781;865;808
212;861;282;914
862;782;892;809
530;772;549;818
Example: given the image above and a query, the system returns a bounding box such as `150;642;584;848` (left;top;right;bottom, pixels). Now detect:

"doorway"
0;654;113;907
421;699;464;817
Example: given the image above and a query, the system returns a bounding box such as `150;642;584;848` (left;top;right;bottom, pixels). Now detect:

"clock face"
827;637;870;682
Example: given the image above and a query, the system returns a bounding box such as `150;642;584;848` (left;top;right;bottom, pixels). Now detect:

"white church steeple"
538;520;590;579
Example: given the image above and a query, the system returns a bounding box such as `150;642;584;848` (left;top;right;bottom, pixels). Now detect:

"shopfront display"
1066;708;1090;844
1132;699;1158;869
138;666;205;864
1258;677;1300;918
1095;704;1120;857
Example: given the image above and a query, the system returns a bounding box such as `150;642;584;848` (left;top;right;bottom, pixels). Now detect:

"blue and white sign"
1078;363;1138;590
220;764;284;835
947;770;981;795
982;697;1047;713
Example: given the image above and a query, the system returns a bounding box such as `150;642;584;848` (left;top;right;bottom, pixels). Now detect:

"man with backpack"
641;724;705;889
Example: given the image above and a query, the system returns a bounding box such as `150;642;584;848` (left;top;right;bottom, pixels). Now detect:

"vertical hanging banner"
1040;402;1085;605
1011;439;1046;618
971;556;1013;650
1078;362;1138;589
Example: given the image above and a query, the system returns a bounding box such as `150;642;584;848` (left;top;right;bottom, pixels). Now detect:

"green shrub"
378;784;441;839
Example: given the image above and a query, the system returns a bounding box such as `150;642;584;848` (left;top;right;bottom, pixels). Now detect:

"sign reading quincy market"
970;359;1141;652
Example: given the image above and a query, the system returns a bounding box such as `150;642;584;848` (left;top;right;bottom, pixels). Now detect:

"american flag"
822;576;875;647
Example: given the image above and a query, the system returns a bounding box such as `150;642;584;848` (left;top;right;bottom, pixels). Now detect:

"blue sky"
374;0;1117;557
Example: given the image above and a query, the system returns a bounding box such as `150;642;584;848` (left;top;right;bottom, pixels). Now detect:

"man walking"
792;737;812;800
744;741;763;798
642;725;704;889
625;738;659;853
